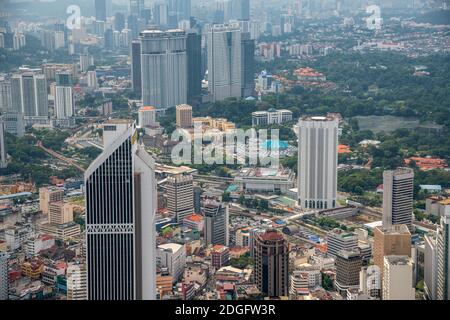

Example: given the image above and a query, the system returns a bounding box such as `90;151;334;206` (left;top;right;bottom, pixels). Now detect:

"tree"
222;191;231;202
322;273;333;291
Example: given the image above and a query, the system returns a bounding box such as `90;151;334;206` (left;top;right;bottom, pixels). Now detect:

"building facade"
207;24;241;102
176;104;193;128
54;73;74;119
166;174;194;223
254;229;289;297
10;72;48;118
85;121;157;300
382;168;414;230
297;115;338;210
140;29;187;110
373;224;411;276
203;200;229;246
382;255;415;300
436;208;450;300
335;249;362;297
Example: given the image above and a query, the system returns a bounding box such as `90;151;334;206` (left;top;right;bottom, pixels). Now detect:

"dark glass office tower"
104;28;113;49
95;0;107;22
114;12;125;32
131;40;141;98
186;31;201;105
241;32;255;98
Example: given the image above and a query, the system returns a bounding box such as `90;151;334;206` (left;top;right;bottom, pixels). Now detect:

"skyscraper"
0;76;12;112
54;73;74;119
186;31;202;105
1;112;25;137
254;229;288;297
10;72;48;118
85;121;157;300
153;2;169;27
95;0;107;22
382;167;414;230
230;0;250;21
436;208;450;300
297;115;338;210
140;29;187;110
131;40;141;98
0;119;6;169
130;0;145;17
166;174;194;223
373;224;411;276
104;29;113;49
240;32;255;98
0;252;8;300
167;0;191;28
207;24;242;102
203;200;229;246
114;12;126;32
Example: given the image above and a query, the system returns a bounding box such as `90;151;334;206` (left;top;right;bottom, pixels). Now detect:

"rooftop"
258;230;284;242
158;243;183;253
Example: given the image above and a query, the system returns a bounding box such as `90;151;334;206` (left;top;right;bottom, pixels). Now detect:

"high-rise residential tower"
10;72;48;117
140;29;187;110
382;167;414;230
254;229;289;297
297;115;338;210
166;174;194;223
85;120;157;300
54;73;74;119
207;24;242;102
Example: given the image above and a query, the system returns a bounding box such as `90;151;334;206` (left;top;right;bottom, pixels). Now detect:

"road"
37;141;86;173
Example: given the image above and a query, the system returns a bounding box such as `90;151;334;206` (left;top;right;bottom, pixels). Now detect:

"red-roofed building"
404;157;447;170
294;68;326;82
338;144;351;154
183;213;204;232
229;246;250;259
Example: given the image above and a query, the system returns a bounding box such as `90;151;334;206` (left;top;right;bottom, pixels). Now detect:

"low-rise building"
251;109;293;126
211;245;230;269
234;167;295;194
157;243;186;282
